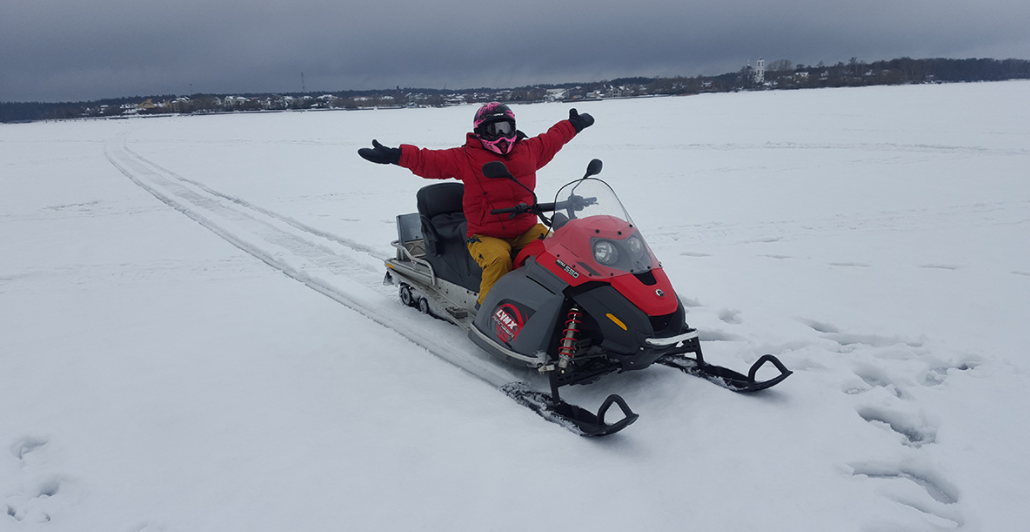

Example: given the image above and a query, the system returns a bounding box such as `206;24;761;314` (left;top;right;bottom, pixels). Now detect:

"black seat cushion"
415;183;482;291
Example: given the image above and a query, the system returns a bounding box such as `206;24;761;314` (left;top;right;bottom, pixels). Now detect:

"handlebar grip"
490;202;528;216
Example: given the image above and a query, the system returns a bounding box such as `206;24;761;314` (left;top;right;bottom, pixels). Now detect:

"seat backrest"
412;182;482;291
417;182;464;219
416;183;465;256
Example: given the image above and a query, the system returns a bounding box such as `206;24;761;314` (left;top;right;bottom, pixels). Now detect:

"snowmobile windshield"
549;178;658;275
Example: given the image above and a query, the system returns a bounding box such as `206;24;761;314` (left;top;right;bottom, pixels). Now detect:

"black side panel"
573;285;656;355
572;285;691;371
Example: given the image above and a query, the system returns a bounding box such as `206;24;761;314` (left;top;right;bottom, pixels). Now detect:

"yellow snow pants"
467;224;549;305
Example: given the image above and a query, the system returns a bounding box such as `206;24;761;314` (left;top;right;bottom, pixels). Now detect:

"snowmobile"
384;159;791;436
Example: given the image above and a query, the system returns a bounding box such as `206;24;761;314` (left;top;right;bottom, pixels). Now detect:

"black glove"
358;139;401;165
568;109;594;133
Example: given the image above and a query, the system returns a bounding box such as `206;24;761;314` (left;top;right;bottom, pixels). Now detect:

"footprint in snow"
11;436;48;462
919;263;960;271
922;357;980;386
697;329;744;342
680;296;702;308
845;363;907;399
4;437;66;524
797;318;840;334
800;318;925;350
717;308;742;325
5;477;62;523
848;461;963;528
825;332;924;349
855;406;938;447
837;345;968;528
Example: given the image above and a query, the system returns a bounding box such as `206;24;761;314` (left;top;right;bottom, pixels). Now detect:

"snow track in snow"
103;133;520;390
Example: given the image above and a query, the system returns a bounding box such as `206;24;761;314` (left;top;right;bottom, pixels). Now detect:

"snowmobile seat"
416;183;482;292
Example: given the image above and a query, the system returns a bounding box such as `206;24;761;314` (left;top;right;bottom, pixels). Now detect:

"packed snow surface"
2;81;1029;531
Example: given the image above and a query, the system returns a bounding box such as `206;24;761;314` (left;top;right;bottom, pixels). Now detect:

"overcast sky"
2;0;1029;102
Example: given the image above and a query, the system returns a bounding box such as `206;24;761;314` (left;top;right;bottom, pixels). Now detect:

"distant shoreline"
4;56;1029;123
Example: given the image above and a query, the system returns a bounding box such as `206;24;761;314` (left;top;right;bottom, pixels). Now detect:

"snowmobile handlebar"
483;159;599;221
490;197;595;219
490;203;533;218
490;202;556;219
557;195;597;211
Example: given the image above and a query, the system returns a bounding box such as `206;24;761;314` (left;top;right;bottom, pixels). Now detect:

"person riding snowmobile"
358;102;594;306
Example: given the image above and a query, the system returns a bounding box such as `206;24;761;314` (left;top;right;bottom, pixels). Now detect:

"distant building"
545;89;567;102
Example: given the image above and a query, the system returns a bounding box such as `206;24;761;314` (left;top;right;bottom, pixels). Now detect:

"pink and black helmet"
473;102;517;155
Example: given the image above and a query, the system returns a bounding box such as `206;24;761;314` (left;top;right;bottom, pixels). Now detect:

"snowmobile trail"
115;145;382;257
102;133;524;395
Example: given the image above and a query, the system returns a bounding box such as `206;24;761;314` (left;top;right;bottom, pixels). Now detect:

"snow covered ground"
2;80;1029;531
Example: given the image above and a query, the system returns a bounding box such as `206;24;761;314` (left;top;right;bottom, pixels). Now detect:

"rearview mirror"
482;161;513;179
584;159;603;179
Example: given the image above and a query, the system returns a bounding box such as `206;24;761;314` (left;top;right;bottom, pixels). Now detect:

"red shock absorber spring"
557;307;583;370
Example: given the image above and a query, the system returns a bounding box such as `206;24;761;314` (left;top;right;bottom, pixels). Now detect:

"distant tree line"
3;57;1029;123
736;57;1030;90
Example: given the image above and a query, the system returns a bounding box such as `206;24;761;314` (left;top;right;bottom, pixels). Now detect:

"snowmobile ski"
656;352;793;393
501;382;638;437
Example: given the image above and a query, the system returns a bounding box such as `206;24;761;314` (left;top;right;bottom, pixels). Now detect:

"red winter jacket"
398;119;577;239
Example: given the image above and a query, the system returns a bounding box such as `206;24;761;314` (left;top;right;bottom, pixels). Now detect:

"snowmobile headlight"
593;240;619;265
625;235;645;259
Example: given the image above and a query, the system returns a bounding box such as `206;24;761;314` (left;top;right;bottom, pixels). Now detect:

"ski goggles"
482;120;515;139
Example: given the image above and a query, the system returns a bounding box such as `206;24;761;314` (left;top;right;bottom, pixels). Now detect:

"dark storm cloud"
2;0;1029;102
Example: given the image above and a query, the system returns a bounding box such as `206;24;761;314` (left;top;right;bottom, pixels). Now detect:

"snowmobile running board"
656;353;793;393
